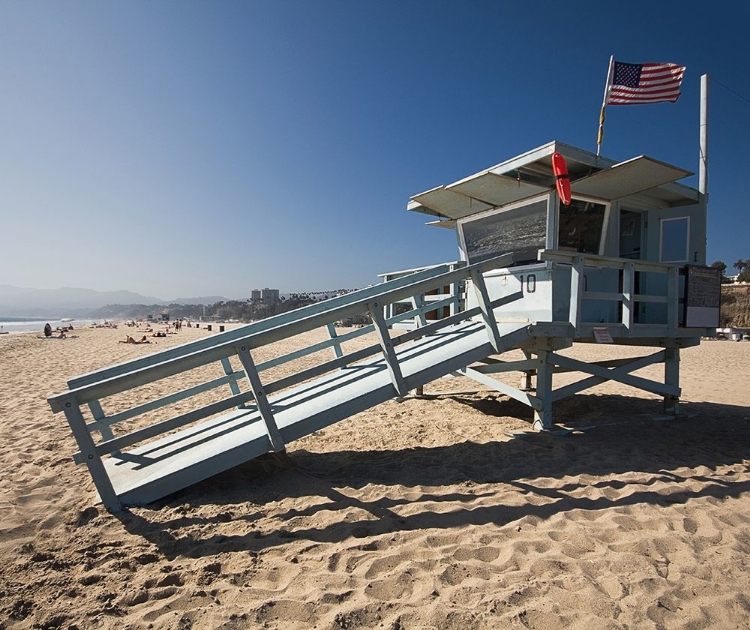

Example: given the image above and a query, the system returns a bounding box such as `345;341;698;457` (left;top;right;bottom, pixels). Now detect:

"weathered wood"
470;269;503;351
551;351;677;398
235;344;284;452
60;397;121;512
550;350;666;402
368;301;407;396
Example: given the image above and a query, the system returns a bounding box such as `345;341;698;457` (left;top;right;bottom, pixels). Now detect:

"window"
460;199;547;264
660;217;689;262
558;199;608;255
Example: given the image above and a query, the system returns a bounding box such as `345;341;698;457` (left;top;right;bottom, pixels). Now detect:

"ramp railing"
378;261;466;330
48;253;521;509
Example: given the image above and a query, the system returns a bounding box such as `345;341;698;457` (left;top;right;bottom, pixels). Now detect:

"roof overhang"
569;156;692;200
409;141;698;223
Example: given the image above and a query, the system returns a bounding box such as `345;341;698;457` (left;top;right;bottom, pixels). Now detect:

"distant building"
261;288;280;304
250;289;261;302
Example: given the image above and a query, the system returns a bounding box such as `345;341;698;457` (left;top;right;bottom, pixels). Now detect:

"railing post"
368;301;408;396
667;266;679;333
663;345;681;414
469;269;503;352
411;294;429;327
86;400;115;441
60;397;121;512
569;256;585;330
450;263;462;317
326;323;344;359
220;357;242;402
622;262;635;329
532;350;554;430
235;344;285;452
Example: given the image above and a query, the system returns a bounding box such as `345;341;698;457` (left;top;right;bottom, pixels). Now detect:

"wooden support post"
667;267;679;333
451;266;462;318
469;269;503;352
368;301;408;397
569;257;584;331
533;350;554;430
520;349;534;391
622;262;635;329
61;397;121;512
663;346;680;414
235;344;285;452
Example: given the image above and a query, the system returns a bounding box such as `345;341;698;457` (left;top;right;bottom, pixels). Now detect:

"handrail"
83;294;461;432
541;250;682;273
66;261;459;390
81;290;524;460
49;252;515;413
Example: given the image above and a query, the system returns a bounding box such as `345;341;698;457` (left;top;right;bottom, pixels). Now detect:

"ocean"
0;317;99;335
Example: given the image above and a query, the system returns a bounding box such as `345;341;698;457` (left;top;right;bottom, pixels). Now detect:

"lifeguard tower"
384;140;720;428
47;141;721;511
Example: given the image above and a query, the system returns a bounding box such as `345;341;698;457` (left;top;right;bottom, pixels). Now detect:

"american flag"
605;61;686;105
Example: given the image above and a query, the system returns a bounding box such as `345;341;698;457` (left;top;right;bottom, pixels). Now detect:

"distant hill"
0;284;230;318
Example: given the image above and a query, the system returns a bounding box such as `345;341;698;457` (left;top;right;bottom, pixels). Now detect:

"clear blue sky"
1;1;748;299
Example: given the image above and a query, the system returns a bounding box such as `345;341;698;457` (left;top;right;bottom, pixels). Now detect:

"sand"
1;324;749;629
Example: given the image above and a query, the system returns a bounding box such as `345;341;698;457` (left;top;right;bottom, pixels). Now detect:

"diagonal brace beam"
550;350;674;401
368;301;408;396
469;269;503;352
235;343;285;452
461;367;543;411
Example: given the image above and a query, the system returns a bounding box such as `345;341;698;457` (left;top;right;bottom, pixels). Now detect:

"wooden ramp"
48;253;536;511
105;321;530;507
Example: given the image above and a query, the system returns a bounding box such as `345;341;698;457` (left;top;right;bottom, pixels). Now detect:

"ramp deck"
105;320;531;506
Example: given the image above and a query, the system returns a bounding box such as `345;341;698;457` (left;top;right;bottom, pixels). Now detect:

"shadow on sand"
115;393;750;559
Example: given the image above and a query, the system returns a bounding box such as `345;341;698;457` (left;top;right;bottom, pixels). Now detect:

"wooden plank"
60;397;121;511
622;262;635;329
550;351;675;399
667;266;679;334
220;357;242;397
461;367;543;410
235;344;285;452
51;253;516;413
473;358;539;374
326;323;344;360
550;350;665;401
108;320;529;506
633;294;668;304
583;291;624;302
541;249;680;274
85;390;257;459
569;256;584;330
533;350;554;429
66;262;459;389
86;372;244;432
368;301;407;396
469;270;503;352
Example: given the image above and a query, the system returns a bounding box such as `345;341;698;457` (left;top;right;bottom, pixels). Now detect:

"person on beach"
44;323;52;337
120;335;151;344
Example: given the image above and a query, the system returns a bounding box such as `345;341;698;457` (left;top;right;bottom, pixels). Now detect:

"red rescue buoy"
552;152;572;206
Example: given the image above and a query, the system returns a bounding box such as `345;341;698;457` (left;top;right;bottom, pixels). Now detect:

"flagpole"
699;74;708;196
597;56;615;157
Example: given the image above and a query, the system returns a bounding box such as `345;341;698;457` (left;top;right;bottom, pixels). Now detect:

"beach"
1;325;749;629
